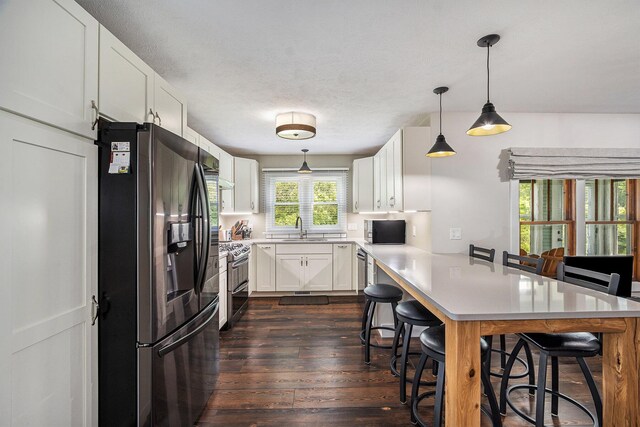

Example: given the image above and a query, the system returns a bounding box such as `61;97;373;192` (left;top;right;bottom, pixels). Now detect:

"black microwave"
364;220;406;244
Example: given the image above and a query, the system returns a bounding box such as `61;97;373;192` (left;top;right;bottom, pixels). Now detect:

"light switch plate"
449;227;462;240
347;223;357;231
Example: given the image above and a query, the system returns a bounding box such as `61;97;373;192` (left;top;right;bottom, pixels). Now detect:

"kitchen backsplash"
220;211;431;251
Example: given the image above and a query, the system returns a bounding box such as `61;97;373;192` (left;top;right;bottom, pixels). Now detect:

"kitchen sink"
281;238;327;242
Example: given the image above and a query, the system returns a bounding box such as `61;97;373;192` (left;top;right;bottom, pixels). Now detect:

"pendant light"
427;87;456;158
467;34;511;136
298;149;312;174
276;112;316;140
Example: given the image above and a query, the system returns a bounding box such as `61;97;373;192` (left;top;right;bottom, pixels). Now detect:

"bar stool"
360;283;404;364
484;252;544;384
389;300;442;404
499;263;621;427
410;325;502;427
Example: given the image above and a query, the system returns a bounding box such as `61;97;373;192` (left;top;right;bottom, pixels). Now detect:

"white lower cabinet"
275;255;304;291
304;254;333;291
255;244;276;291
219;256;228;329
262;244;353;292
0;111;98;426
333;244;354;290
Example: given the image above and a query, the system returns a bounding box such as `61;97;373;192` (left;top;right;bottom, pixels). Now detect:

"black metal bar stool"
410;324;502;427
499;263;621;427
389;300;442;404
484;252;544;384
360;283;404;364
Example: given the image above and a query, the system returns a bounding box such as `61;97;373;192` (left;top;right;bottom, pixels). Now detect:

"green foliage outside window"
313;181;338;225
274;181;299;226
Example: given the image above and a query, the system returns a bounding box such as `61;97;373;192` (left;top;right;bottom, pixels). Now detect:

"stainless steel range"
220;242;250;328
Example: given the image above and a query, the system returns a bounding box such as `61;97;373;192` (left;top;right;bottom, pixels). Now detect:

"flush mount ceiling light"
427;86;456;158
467;34;512;136
298;149;312;174
276;112;316;140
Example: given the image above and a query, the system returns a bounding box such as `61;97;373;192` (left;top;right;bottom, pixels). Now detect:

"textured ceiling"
77;0;640;155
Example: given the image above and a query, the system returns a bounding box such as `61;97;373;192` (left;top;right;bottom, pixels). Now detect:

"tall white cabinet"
0;111;98;426
0;0;99;140
153;73;188;137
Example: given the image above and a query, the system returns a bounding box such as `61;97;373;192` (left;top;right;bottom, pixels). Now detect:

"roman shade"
508;148;640;179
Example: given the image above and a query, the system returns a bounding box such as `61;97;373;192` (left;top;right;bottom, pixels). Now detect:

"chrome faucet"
295;216;306;239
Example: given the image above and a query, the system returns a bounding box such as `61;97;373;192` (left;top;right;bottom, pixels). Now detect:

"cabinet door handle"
261;246;271;249
90;100;99;130
337;245;348;248
355;201;358;210
300;258;303;266
251;201;254;210
154;112;162;126
389;196;395;206
306;257;308;266
147;108;155;123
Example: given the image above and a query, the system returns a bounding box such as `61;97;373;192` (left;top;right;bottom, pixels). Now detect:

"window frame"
518;179;576;257
264;171;347;233
513;178;639;280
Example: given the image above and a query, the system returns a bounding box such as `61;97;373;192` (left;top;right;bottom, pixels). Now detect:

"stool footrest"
390;352;437;386
503;384;597;425
360;327;397;349
488;348;531;379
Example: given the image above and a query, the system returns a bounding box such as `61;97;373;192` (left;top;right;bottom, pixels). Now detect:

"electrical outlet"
347;223;357;231
412;225;417;237
449;227;462;240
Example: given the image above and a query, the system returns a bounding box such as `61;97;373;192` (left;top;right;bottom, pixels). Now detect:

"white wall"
430;112;640;254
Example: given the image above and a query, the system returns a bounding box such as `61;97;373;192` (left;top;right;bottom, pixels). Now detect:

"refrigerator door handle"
157;301;218;357
194;164;210;293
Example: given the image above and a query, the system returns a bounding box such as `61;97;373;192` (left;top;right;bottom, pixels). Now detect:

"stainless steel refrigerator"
96;121;220;426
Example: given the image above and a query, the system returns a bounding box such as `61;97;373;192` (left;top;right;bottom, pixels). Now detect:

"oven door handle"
232;280;249;295
158;301;218;357
231;256;249;269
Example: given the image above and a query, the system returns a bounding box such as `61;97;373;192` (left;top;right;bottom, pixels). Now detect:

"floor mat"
279;295;329;305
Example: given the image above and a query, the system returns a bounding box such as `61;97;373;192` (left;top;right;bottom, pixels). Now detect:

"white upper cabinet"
219;151;235;213
184;127;200;147
0;0;99;139
352;157;374;213
98;25;154;124
153;73;187;137
372;127;431;212
234;157;260;213
250;159;260;214
374;148;388;211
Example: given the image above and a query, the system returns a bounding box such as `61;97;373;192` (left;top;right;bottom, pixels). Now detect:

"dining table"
358;242;640;427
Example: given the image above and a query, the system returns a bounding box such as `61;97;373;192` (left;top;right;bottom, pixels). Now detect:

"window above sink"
263;170;347;234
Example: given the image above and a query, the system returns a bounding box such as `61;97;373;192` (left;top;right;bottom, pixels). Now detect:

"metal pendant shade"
298;149;312;173
427;86;456;158
467;34;511;137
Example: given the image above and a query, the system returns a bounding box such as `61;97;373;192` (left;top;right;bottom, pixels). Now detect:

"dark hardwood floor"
197;297;601;426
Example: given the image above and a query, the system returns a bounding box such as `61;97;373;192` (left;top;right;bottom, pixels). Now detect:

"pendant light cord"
486;43;491;103
439;92;443;135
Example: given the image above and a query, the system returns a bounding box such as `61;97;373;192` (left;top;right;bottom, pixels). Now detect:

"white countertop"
355;242;640;321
